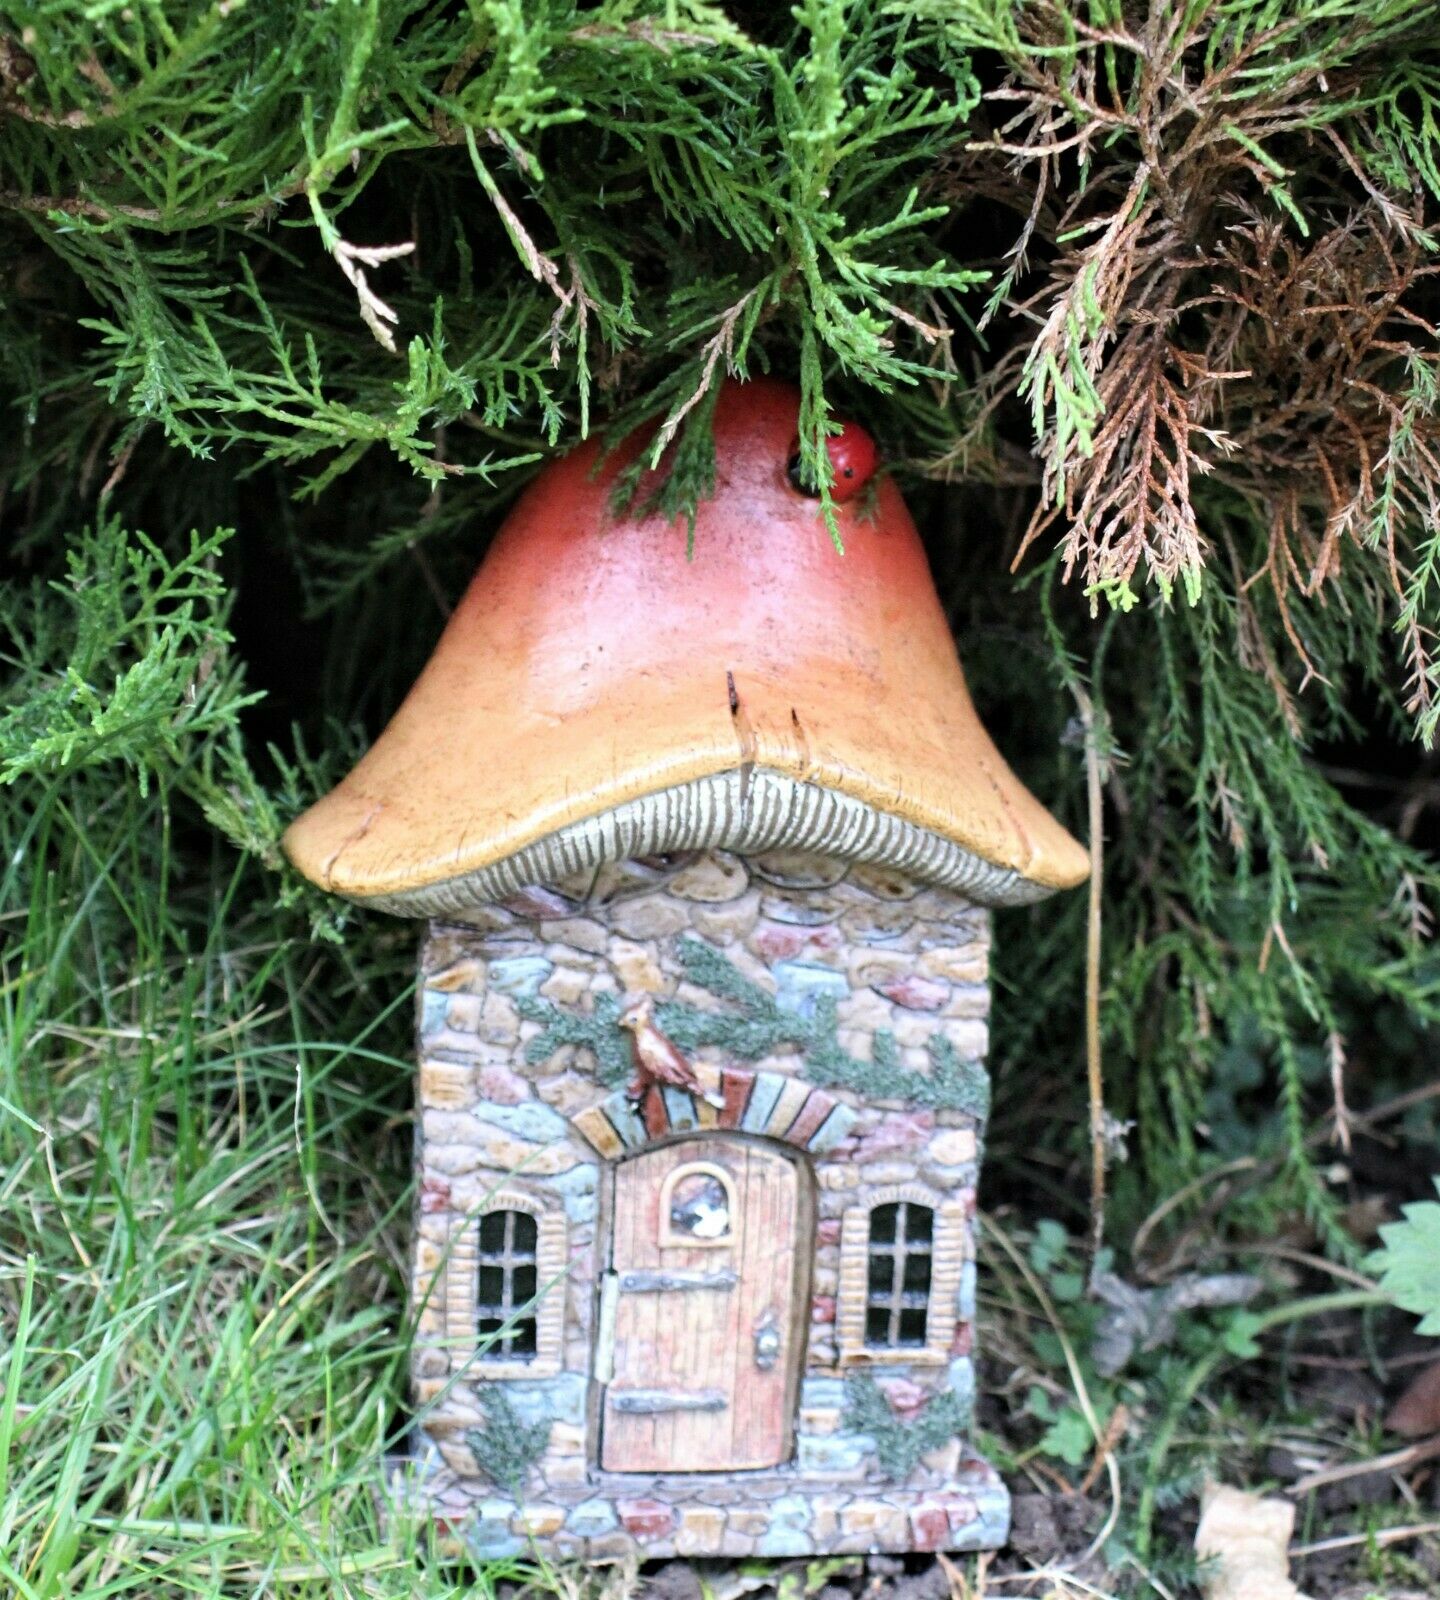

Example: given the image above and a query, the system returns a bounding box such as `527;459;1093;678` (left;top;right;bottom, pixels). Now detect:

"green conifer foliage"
5;14;1440;1569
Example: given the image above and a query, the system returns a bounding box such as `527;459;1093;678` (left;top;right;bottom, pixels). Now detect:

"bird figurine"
618;997;726;1109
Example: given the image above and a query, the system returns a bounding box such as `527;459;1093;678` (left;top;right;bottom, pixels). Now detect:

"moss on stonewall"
842;1373;971;1480
464;1387;551;1495
519;935;990;1116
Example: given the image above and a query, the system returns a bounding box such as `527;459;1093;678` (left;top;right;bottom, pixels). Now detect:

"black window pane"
898;1307;928;1345
865;1202;935;1350
475;1210;541;1363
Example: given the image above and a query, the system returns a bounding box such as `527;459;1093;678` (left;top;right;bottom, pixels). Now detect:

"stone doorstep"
381;1453;1010;1562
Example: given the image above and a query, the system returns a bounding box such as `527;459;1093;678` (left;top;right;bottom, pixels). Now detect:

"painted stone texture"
400;847;1007;1559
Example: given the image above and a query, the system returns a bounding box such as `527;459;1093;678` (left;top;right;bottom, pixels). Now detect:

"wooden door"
600;1136;809;1473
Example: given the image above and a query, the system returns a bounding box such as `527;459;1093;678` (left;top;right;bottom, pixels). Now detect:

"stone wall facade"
396;847;1009;1560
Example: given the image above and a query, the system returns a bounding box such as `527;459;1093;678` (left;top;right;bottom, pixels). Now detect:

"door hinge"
619;1268;738;1293
595;1270;619;1384
609;1388;727;1415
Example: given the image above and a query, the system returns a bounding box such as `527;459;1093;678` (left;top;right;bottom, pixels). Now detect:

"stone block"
943;987;990;1020
475;1062;530;1105
676;1505;727;1553
618;1499;677;1539
420;1059;473;1108
424;956;486;992
840;1498;903;1540
670;852;749;902
877;974;949;1012
769;1493;813;1530
863;1161;918;1185
757;1526;812;1557
798;1405;842;1435
797;1433;871;1478
534;1070;597;1115
437;1437;480;1478
611;939;665;993
957;1260;978;1321
441;993;482;1033
800;1377;848;1409
947;1357;976;1412
514;1505;565;1537
920;1438;961;1476
420;990;450;1036
753;850;849;889
938;1019;989;1059
691;889;761;943
479;1100;570;1142
772;960;850;1018
539;966;591;1005
610;897;689;940
929;1127;977;1165
759;890;841;927
841;1110;934;1161
909;1504;950;1552
479;990;521;1045
466;1497;525;1560
469;1121;578;1175
566;1499;618;1538
833;986;893;1031
539;917;610;954
847;862;921;900
504;1372;586;1428
548;1420;587;1455
840;902;914;943
918;945;988;984
487;954;553;996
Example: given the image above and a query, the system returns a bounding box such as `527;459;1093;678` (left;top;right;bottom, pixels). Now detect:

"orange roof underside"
283;379;1089;903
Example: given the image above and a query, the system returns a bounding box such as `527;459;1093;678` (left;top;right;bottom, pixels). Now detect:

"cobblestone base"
385;1445;1010;1561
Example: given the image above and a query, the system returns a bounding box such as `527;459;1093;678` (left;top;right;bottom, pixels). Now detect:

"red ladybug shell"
824;420;879;502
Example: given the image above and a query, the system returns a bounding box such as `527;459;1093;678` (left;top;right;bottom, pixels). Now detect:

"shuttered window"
864;1200;933;1348
476;1209;539;1360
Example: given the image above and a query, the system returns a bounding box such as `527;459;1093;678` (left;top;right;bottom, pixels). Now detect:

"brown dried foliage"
942;2;1440;711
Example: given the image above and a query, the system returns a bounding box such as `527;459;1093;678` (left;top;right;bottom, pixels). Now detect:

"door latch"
753;1308;780;1371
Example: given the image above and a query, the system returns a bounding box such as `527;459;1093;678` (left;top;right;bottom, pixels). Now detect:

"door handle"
753;1308;780;1371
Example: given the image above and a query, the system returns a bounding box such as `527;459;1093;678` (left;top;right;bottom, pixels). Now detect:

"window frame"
658;1160;738;1250
446;1187;566;1379
836;1185;968;1368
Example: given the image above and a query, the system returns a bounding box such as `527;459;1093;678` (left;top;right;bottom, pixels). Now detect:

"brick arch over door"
571;1068;857;1159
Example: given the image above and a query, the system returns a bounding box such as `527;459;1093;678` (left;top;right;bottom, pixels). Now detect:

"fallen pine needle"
1291;1519;1440;1557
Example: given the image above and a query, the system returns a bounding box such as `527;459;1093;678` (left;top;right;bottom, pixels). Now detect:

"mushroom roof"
283;378;1089;915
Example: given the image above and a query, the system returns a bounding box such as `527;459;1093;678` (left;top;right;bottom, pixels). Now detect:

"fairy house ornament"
284;378;1088;1560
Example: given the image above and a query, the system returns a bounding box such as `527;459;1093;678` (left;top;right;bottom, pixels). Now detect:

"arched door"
599;1135;811;1473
